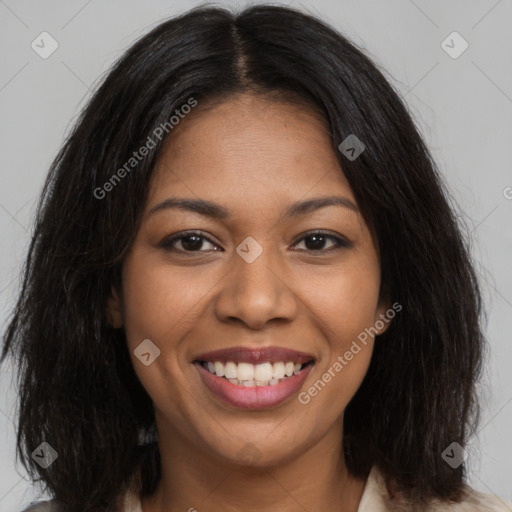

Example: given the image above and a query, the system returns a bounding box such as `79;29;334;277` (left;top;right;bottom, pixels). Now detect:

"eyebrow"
148;195;359;220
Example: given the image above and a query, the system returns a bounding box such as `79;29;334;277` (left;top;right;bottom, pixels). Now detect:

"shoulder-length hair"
2;4;484;511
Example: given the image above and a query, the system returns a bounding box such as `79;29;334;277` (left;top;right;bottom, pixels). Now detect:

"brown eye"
159;231;220;253
292;231;351;252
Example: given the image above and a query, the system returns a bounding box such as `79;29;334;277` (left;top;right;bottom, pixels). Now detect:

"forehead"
148;93;355;208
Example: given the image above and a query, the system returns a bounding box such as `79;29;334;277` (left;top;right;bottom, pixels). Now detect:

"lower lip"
194;362;314;409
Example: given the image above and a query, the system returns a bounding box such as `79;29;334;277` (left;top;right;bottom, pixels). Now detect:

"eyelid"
159;230;221;252
291;230;352;251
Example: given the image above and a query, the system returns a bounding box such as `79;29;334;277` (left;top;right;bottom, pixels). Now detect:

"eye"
159;230;351;254
159;231;221;253
292;231;351;252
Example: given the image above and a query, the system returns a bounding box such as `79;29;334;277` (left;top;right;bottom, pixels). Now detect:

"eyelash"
159;230;351;254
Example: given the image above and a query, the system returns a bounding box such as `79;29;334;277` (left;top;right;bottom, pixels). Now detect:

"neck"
141;416;367;512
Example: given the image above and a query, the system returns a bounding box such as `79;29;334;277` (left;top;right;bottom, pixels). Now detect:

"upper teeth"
205;361;303;381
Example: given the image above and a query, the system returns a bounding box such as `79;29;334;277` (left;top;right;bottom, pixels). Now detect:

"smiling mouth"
196;359;315;387
193;357;316;409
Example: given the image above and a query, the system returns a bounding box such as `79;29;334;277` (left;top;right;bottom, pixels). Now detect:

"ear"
374;295;396;336
106;285;123;328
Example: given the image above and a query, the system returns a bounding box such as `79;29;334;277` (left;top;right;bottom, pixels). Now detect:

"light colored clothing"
357;466;512;511
23;465;512;511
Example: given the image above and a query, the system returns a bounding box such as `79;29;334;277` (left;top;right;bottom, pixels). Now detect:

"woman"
2;4;510;512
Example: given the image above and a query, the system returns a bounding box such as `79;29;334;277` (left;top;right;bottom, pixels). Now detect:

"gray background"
1;0;511;510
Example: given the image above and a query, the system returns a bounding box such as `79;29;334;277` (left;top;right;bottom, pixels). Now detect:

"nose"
214;244;299;330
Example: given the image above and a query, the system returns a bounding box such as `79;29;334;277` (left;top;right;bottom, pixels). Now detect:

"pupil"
305;234;325;250
183;235;203;251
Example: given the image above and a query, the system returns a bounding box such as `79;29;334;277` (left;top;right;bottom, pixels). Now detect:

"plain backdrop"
1;0;511;510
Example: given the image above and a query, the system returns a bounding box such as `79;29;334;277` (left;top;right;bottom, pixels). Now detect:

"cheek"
120;253;210;350
119;253;203;415
303;260;382;341
298;257;381;393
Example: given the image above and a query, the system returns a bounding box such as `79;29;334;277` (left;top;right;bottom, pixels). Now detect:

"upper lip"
193;346;315;365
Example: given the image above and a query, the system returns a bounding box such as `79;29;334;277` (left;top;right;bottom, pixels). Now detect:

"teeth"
254;362;273;381
223;377;283;386
202;360;308;385
237;362;255;381
273;362;285;379
214;361;224;377
225;361;237;379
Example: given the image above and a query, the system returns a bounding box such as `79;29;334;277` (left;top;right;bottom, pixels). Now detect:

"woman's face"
109;93;390;466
